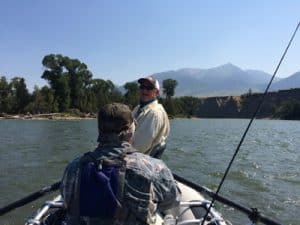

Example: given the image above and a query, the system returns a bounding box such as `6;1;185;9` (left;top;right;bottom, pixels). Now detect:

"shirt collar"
139;98;156;108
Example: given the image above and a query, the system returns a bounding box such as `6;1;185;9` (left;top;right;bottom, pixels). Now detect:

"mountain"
270;71;300;91
152;63;278;97
120;63;300;97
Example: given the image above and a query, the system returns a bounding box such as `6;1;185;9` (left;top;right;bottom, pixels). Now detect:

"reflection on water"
0;118;299;225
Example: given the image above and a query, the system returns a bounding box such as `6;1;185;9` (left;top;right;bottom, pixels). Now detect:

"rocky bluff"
197;88;300;119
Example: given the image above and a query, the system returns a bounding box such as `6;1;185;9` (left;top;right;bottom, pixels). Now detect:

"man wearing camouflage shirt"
60;103;180;225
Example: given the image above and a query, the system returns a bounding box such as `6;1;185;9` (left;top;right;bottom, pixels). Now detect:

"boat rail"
25;196;229;225
175;200;229;225
26;196;63;225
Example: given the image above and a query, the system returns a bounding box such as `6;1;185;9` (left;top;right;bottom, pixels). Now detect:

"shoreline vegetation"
0;113;272;121
0;112;96;120
1;54;300;121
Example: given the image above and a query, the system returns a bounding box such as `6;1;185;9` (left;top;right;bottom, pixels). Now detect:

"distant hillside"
270;71;300;91
152;63;278;96
121;63;300;97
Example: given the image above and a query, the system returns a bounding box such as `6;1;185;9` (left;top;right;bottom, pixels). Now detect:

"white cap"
138;76;160;90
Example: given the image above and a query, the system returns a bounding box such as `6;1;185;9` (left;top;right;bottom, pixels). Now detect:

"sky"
1;0;300;91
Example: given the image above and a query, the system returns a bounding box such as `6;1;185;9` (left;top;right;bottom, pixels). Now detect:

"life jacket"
78;150;129;218
71;145;159;225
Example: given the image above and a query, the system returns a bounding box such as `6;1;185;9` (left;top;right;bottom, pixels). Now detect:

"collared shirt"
132;100;170;155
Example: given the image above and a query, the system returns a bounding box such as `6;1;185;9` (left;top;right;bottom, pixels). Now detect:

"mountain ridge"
145;63;299;97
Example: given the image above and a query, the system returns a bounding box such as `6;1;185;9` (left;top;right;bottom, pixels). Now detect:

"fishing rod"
201;21;300;225
0;181;60;216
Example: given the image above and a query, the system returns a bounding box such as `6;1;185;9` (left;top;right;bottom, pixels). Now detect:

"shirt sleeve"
60;158;80;210
152;160;181;211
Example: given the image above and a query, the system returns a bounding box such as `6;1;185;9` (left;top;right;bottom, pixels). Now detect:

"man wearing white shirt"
132;76;170;157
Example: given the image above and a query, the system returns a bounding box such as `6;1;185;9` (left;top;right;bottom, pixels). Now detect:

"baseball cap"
138;76;160;91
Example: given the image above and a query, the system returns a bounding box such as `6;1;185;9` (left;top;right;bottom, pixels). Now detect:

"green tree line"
0;54;183;116
1;53;299;120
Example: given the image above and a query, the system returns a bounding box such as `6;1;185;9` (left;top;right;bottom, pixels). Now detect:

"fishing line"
201;21;300;225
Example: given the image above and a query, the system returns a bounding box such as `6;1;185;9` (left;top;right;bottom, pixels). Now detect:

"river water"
0;118;299;225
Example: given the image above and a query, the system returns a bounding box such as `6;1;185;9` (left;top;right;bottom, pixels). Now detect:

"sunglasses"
139;85;154;90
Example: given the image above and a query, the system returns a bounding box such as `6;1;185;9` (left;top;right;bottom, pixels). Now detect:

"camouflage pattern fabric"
60;141;180;225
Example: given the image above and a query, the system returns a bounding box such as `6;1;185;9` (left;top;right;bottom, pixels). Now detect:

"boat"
23;172;284;225
25;180;229;225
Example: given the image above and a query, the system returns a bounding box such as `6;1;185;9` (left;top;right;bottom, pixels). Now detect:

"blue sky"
1;0;300;91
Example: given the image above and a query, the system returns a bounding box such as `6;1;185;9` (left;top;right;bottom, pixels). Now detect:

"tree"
162;79;178;115
124;82;139;108
63;56;93;110
42;54;70;112
0;76;12;113
178;96;201;116
41;54;94;112
274;99;300;120
57;76;71;112
91;79;116;109
162;79;178;100
26;85;58;113
10;77;31;113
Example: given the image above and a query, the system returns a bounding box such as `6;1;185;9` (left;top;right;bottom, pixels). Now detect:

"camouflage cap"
98;103;133;134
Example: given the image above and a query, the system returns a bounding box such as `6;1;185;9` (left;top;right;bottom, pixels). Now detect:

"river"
0;118;299;225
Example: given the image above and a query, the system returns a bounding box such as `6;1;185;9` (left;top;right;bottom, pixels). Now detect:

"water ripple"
1;119;299;225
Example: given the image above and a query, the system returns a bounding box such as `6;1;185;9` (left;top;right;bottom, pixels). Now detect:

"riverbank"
0;113;96;120
0;113;275;121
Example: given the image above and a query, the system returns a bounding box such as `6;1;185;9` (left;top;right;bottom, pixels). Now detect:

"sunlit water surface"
0;119;299;225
